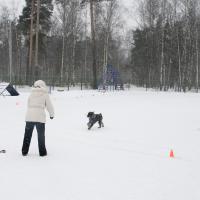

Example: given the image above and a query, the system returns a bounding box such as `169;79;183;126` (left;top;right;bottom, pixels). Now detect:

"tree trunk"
35;0;40;80
177;29;182;91
72;21;77;86
90;0;97;89
61;0;66;86
28;0;34;85
196;28;199;92
8;21;12;83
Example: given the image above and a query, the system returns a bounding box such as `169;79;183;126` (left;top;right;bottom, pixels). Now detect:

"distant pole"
8;21;12;83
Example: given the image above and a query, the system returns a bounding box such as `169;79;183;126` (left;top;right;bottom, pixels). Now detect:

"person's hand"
50;117;54;119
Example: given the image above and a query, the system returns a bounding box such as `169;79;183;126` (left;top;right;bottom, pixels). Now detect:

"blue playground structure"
98;64;124;90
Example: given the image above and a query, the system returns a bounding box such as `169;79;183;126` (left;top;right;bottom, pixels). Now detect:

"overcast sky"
0;0;139;29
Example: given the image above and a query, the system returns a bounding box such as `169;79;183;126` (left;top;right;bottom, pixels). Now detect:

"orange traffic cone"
169;149;174;158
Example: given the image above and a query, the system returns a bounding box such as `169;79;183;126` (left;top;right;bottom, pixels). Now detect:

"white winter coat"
25;80;54;123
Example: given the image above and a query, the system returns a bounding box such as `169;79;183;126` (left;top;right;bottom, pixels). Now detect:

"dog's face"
87;112;94;118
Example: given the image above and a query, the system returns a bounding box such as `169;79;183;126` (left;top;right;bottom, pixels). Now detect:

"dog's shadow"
88;127;104;131
196;128;200;132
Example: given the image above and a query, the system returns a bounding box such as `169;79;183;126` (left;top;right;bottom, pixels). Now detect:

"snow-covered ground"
1;88;200;200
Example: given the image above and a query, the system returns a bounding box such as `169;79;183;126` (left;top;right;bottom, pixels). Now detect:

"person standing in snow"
22;80;54;156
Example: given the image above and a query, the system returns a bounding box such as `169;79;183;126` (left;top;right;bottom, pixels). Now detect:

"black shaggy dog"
87;112;104;130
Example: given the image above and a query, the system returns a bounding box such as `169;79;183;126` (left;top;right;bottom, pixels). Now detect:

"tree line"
0;0;128;88
3;0;199;92
130;0;200;92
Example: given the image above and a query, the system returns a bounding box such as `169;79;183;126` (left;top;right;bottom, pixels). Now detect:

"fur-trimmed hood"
31;80;48;94
34;80;46;88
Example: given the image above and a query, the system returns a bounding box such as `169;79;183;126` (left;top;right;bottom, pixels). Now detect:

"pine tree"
19;0;53;37
18;0;53;83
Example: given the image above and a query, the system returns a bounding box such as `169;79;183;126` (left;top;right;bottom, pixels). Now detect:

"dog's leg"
88;123;93;130
98;121;101;128
87;122;91;128
101;122;104;127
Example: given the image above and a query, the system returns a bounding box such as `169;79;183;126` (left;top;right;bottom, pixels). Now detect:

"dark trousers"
22;122;47;156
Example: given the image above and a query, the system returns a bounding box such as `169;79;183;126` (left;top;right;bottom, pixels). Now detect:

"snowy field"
1;87;200;200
